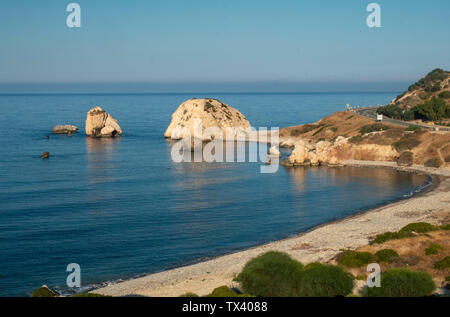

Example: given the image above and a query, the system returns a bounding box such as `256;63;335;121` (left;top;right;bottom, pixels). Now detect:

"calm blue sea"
0;92;428;296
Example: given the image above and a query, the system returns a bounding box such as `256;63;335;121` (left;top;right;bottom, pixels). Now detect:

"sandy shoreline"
93;160;450;297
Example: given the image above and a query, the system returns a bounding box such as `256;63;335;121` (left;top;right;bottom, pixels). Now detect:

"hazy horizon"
1;0;449;87
0;80;408;94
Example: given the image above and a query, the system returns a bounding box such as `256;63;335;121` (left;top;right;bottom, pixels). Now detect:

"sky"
0;0;449;92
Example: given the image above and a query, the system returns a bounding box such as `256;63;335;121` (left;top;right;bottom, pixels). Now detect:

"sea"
0;92;429;296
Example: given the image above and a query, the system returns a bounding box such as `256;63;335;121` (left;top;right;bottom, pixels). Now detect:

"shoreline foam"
92;161;450;297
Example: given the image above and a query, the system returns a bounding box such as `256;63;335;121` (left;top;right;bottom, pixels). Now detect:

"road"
353;106;450;132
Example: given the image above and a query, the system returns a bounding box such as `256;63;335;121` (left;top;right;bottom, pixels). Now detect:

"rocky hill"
377;69;450;123
280;111;450;168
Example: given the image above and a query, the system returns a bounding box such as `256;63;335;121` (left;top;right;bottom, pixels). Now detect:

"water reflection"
286;165;426;199
86;137;121;185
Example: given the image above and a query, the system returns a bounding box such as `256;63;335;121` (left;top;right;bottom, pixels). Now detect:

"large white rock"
164;99;251;141
85;106;122;137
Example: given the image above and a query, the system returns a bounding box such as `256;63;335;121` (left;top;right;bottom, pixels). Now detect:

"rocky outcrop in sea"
85;107;122;137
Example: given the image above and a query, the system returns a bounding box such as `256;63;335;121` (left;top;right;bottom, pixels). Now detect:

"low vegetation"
336;250;374;268
235;251;303;297
297;263;354;297
375;249;399;262
207;286;251;297
363;269;436;297
371;222;439;244
359;124;390;135
31;286;58;297
425;243;444;256
434;256;450;269
397;151;414;166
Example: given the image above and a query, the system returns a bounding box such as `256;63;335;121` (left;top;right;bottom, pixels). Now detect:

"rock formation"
52;125;78;134
282;136;399;167
164;99;251;141
85;107;122;137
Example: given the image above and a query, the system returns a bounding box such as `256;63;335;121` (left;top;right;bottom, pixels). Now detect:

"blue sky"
0;0;449;90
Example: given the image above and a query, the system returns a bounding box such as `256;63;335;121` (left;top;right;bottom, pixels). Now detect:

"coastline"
93;161;450;297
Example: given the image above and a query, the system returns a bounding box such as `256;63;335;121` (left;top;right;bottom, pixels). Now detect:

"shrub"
370;231;414;244
297;263;354;297
425;243;444;255
349;135;363;143
360;124;389;135
31;286;58;297
440;224;450;230
393;135;421;152
424;158;442;168
207;286;245;297
397;151;414;167
330;127;338;132
399;222;437;233
364;269;436;297
376;249;399;262
336;251;374;268
405;125;421;132
415;97;448;122
439;91;450;99
235;251;303;297
377;104;404;120
434;256;450;269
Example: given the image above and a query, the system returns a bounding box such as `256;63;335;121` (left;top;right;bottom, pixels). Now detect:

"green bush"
235;251;303;297
376;249;399;262
399;222;437;233
440;224;450;230
348;135;363;143
377;104;404;120
297;263;354;297
360;124;390;135
408;68;448;92
415;97;449;121
425;243;444;255
31;286;58;297
424;157;442;168
434;256;450;269
393;135;421;152
364;269;436;297
207;286;247;297
438;91;450;99
336;251;375;268
370;231;415;244
405;125;421;132
179;292;199;297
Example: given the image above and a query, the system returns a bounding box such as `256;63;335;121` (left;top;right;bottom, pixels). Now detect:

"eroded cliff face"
164;99;251;141
85;106;122;137
283;136;399;167
279;111;450;168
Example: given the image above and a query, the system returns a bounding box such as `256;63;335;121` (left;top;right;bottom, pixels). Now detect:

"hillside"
279;111;450;168
377;69;450;124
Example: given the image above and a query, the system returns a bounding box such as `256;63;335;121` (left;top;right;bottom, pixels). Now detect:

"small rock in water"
52;125;78;135
41;152;50;159
45;135;50;139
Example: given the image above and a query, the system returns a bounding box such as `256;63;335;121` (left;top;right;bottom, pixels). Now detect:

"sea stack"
164;98;251;141
85;106;122;137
